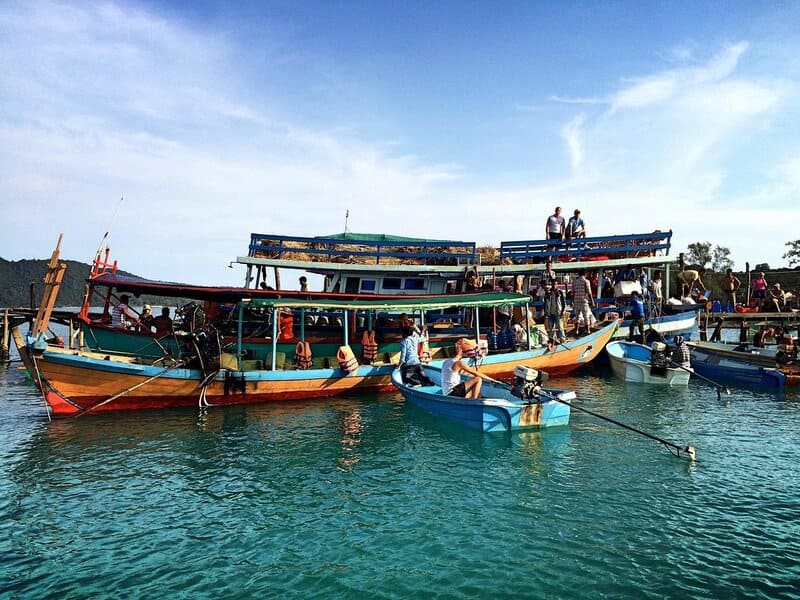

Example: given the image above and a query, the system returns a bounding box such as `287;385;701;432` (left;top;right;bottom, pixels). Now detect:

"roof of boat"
85;272;444;303
243;291;531;311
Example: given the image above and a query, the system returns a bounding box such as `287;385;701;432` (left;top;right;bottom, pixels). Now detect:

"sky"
2;0;800;286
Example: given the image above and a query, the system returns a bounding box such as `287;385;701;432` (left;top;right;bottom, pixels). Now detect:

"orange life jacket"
278;311;294;341
337;345;359;375
294;341;313;369
361;330;378;362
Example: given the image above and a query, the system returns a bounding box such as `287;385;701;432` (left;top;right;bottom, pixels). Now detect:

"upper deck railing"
499;230;672;264
248;233;477;266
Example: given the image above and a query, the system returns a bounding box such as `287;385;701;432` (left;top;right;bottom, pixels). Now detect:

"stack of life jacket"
361;330;378;363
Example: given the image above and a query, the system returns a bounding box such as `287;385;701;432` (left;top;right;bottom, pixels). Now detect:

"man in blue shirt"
628;291;645;343
566;209;586;240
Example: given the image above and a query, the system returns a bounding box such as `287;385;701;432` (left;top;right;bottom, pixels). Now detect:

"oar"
542;390;696;460
674;364;731;399
482;373;696;461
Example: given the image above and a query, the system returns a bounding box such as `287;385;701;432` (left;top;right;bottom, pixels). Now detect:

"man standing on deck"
628;291;645;344
545;207;565;242
572;270;595;336
721;269;741;311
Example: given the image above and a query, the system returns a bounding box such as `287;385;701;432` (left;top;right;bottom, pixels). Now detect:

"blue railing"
500;230;672;263
248;233;477;265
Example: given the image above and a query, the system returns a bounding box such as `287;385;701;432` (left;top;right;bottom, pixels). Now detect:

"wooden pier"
699;310;800;343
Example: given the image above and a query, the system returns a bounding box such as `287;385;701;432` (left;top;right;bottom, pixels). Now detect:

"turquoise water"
2;357;799;598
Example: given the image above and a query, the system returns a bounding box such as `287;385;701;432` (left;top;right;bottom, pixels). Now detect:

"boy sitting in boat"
441;339;485;398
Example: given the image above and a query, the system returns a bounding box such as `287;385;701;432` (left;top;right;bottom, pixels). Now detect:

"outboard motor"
511;365;549;401
650;341;668;376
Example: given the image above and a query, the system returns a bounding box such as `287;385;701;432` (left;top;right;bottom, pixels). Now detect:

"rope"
73;360;186;417
30;352;52;422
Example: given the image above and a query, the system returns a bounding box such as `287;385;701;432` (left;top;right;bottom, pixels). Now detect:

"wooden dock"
699;310;800;343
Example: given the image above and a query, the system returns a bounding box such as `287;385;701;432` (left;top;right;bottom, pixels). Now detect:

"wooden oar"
482;372;696;461
674;364;731;399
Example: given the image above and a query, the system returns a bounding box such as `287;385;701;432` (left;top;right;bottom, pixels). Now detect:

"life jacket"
337;345;359;375
417;330;432;364
361;330;378;362
294;341;313;369
278;310;294;341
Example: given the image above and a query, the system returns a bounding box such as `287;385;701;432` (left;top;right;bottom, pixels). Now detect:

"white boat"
606;341;690;386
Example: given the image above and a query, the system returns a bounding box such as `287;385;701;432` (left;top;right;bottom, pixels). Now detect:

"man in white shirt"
545;206;565;241
440;339;484;398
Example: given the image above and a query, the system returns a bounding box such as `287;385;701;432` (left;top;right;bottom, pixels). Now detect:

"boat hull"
689;343;788;390
606;341;690;386
13;320;616;416
392;367;572;432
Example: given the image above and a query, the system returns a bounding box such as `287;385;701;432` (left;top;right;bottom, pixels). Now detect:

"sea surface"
1;346;799;599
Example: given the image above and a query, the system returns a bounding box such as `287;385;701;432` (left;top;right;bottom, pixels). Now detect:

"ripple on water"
2;366;800;598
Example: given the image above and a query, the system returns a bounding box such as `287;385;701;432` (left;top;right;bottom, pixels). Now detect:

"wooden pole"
745;261;751;306
1;309;9;358
273;266;281;291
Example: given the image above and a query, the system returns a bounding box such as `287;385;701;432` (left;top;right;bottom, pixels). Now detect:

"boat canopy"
242;291;530;312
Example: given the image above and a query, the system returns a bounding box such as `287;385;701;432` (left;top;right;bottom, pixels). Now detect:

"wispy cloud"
561;114;586;172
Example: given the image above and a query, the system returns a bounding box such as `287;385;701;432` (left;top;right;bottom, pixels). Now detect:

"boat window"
344;277;360;294
403;278;425;290
360;280;377;292
383;278;402;290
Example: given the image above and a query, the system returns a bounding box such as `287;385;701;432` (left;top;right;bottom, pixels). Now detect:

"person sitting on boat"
441;340;484;398
753;326;775;348
543;282;566;344
670;335;691;369
298;276;309;293
399;325;434;387
763;283;786;312
565;209;586;240
153;307;173;337
628;291;645;344
137;305;155;333
111;294;139;329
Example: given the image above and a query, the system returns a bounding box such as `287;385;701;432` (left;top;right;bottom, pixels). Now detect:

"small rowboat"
606;341;691;386
391;365;573;432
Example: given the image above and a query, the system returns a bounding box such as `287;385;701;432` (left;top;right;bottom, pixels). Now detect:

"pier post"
1;309;9;358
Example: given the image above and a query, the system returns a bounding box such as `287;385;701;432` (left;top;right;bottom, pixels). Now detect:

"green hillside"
0;258;171;308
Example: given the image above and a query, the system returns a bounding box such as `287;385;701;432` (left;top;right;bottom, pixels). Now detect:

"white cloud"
561;114;586;172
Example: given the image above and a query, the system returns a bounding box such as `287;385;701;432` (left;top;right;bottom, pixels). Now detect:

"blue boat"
391;365;573;432
689;342;787;390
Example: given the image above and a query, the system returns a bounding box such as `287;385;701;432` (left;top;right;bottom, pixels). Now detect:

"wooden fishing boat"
606;341;690;386
688;341;793;390
391;365;573;432
238;230;698;342
16;287;617;416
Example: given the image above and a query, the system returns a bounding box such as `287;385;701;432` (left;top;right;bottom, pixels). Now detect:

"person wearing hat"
137;304;155;333
440;339;484;398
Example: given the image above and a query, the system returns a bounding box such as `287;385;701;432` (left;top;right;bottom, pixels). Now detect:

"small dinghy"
606;341;691;386
391;365;574;432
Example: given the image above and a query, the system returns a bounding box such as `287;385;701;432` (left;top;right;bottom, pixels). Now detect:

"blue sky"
2;1;799;286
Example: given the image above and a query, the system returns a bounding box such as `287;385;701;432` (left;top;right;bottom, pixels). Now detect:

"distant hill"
0;258;171;308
